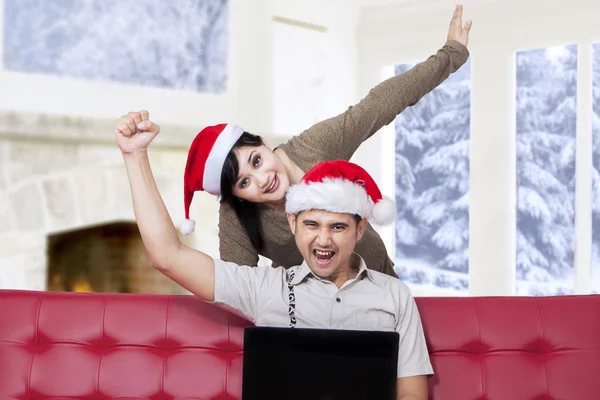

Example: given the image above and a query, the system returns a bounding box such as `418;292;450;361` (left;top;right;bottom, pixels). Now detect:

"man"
213;160;433;400
118;109;432;398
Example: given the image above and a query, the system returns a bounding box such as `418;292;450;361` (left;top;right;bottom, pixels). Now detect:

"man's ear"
356;218;368;241
287;213;297;234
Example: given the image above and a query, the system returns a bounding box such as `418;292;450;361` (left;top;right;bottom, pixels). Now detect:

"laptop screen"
242;326;399;400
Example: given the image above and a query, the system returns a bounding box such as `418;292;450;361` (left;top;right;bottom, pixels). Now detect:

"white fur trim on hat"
179;218;196;235
370;196;395;226
285;178;374;219
202;124;245;195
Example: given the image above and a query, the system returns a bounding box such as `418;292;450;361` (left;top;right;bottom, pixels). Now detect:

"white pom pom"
179;219;196;235
370;196;396;225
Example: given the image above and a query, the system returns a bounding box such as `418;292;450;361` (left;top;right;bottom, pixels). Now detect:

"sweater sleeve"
278;40;469;168
218;202;260;267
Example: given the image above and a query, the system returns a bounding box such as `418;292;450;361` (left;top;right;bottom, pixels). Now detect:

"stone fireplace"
0;110;221;293
46;221;187;294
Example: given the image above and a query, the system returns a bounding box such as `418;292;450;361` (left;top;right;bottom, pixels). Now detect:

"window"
3;0;229;92
515;44;577;295
592;42;600;294
393;59;471;294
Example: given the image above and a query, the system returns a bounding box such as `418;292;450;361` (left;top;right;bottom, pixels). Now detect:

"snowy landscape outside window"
516;44;577;296
393;59;471;294
592;43;600;294
3;0;228;93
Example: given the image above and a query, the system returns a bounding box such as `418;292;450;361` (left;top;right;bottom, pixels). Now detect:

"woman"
115;6;471;278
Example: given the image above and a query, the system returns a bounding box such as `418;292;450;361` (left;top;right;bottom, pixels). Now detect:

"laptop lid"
242;326;399;400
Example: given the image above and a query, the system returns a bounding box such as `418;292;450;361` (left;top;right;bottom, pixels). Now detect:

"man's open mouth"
313;249;335;264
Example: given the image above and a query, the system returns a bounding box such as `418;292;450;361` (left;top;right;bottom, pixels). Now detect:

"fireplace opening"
47;221;187;294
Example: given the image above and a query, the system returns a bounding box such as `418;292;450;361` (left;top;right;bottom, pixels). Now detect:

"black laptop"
242;326;399;400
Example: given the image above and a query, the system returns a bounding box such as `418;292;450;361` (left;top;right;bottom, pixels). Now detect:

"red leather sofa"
1;289;599;399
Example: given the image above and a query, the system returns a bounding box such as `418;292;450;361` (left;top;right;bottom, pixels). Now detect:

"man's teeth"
315;250;334;257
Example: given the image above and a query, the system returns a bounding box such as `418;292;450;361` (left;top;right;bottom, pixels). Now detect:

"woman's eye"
253;156;261;166
240;178;249;188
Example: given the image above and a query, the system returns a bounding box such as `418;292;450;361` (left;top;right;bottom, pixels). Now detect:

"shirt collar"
288;261;313;286
353;255;387;288
289;254;386;288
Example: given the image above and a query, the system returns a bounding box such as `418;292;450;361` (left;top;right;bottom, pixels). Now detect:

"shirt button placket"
332;293;343;328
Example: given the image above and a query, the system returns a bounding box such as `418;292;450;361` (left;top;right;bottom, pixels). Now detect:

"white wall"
270;0;360;136
355;0;600;295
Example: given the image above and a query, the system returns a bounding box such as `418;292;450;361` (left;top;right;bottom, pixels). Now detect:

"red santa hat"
180;123;245;235
285;160;396;225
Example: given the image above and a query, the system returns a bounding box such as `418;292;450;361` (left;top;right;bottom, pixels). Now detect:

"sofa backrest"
417;295;600;400
0;290;251;399
1;290;599;399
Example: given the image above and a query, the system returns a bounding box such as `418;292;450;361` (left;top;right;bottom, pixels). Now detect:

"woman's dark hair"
220;132;265;250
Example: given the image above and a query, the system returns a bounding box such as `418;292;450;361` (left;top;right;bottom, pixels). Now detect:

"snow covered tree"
515;45;577;295
393;59;471;293
592;43;600;294
3;0;228;93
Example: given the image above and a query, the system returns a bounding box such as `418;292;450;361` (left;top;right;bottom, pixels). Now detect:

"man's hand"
447;4;472;48
115;110;160;155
